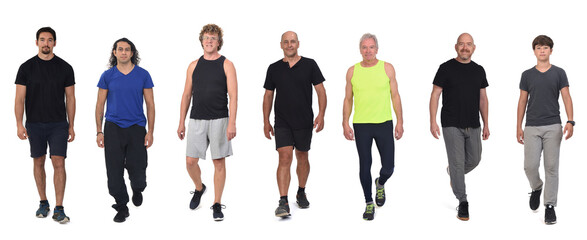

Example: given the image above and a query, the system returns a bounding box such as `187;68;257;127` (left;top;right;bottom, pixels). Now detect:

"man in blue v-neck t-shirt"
95;38;155;223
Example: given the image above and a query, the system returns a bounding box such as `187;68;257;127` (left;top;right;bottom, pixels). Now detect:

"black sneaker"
545;205;557;225
375;178;386;207
296;193;310;209
132;190;143;207
363;203;375;221
275;199;290;217
211;203;225;221
529;189;542;211
457;201;469;221
189;184;206;210
113;205;129;223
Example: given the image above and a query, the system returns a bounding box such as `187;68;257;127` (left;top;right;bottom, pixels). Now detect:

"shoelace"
376;188;385;199
365;204;374;213
211;204;226;211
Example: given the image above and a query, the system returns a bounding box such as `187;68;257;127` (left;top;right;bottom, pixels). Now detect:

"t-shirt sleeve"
519;71;528;91
65;64;75;87
480;66;488;88
558;68;569;90
432;65;446;87
263;65;275;90
311;59;326;85
15;63;28;86
143;71;154;88
97;71;109;89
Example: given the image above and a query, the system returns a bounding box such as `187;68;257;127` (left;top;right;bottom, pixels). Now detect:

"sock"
55;206;64;210
297;187;305;195
40;200;49;205
280;196;288;203
366;201;374;205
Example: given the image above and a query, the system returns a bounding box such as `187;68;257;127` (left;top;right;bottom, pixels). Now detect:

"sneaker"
132;190;143;207
457;201;469;221
36;201;50;218
363;203;375;221
529;189;542;211
211;203;226;221
296;193;310;209
189;183;206;210
52;207;70;224
275;199;290;218
375;178;386;207
545;205;557;225
113;205;129;223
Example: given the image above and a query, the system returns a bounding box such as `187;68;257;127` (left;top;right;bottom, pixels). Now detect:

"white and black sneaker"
545;205;557;225
211;203;225;221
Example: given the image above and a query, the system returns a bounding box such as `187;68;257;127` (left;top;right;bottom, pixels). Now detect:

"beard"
41;47;51;55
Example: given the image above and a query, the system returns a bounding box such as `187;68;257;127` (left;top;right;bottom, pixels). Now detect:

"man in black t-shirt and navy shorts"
429;33;490;221
263;31;327;218
15;27;76;224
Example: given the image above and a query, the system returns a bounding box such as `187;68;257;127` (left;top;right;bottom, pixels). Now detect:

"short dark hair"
109;38;141;68
36;27;56;41
199;24;223;51
532;35;553;49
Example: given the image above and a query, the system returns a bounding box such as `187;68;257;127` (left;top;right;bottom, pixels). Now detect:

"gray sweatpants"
442;127;482;203
524;124;562;207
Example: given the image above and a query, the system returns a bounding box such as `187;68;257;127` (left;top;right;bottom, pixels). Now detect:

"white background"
1;0;584;239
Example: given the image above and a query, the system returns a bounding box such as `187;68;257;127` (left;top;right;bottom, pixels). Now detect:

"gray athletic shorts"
186;118;233;160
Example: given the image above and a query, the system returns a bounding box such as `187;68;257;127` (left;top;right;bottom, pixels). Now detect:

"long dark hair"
108;38;140;68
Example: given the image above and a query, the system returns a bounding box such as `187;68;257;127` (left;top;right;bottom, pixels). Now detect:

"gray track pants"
524;124;562;207
443;127;482;203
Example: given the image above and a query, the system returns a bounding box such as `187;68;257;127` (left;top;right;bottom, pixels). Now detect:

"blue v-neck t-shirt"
98;66;154;128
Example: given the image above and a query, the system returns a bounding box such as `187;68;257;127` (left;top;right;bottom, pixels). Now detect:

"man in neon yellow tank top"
343;33;404;221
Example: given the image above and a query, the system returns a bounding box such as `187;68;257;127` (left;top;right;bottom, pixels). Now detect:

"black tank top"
190;55;229;119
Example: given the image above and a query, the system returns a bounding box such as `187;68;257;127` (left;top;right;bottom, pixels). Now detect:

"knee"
186;157;199;168
51;156;65;170
278;151;293;167
213;159;225;171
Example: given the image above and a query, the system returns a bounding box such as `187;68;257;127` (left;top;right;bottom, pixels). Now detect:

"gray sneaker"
275;199;290;217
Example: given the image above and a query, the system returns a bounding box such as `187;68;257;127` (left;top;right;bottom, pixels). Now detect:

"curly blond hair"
199;24;224;51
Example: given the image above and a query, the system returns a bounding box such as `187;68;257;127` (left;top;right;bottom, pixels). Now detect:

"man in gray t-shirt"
516;35;574;225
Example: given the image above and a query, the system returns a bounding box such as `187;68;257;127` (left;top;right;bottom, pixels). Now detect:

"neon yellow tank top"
351;60;393;124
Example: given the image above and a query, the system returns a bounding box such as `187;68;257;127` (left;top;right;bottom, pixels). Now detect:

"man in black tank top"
177;24;238;221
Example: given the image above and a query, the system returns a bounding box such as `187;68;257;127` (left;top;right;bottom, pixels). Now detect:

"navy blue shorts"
275;127;312;151
25;121;69;158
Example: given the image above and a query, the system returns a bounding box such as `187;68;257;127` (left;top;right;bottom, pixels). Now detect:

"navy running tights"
353;120;395;203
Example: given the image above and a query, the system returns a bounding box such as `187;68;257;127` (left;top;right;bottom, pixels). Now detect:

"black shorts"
275;127;312;151
26;121;69;158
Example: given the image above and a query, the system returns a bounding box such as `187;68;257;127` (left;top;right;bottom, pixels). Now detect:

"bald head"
455;33;476;63
281;31;299;42
456;33;474;44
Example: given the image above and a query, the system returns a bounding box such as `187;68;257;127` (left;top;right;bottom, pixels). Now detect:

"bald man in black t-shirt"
263;31;327;218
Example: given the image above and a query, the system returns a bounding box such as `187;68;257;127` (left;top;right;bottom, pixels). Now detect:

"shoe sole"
545;221;557;225
55;217;70;224
457;216;469;221
214;217;224;221
296;201;309;209
275;212;291;218
37;213;48;218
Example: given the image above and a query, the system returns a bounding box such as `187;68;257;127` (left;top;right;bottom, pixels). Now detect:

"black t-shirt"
190;55;229;120
264;57;325;130
15;55;75;123
433;59;488;128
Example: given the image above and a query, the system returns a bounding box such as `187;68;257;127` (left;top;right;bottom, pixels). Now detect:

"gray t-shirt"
520;65;569;126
